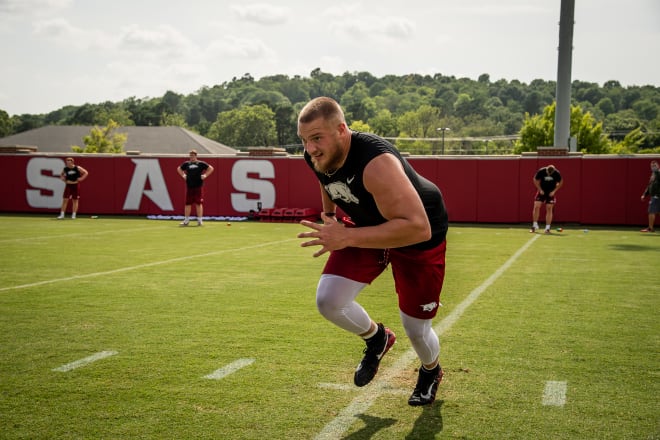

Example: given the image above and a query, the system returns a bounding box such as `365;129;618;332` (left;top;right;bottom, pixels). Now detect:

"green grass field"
0;215;658;439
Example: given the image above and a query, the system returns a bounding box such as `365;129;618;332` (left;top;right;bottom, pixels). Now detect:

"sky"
1;0;659;116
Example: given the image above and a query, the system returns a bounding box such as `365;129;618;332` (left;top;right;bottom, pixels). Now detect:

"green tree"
341;82;376;122
596;97;615;116
162;90;183;114
273;104;298;146
514;102;610;154
397;111;421;137
609;127;646;154
416;105;442;137
0;109;13;137
632;99;658;121
514;112;552;153
368;109;398;137
207;104;276;147
11;114;44;133
349;120;371;132
160;113;189;128
93;105;135;126
71;119;127;153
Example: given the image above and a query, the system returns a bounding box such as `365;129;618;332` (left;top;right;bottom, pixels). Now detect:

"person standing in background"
177;150;214;226
531;164;563;234
640;160;660;232
58;157;89;219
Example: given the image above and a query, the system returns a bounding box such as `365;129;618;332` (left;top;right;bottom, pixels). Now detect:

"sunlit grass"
0;216;658;439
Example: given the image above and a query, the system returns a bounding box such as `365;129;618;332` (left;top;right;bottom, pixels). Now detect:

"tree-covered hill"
1;70;658;154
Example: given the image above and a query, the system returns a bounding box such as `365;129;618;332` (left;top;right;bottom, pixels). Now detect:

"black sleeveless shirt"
304;131;448;250
62;165;81;182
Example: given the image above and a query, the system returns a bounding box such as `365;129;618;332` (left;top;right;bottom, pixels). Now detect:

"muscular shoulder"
363;153;406;192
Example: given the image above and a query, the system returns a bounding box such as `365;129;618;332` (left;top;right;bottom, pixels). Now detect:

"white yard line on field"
203;358;255;380
314;234;540;440
542;380;568;406
52;350;118;372
0;239;298;292
0;225;170;244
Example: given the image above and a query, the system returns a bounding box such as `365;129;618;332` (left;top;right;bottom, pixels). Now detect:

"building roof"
0;125;237;155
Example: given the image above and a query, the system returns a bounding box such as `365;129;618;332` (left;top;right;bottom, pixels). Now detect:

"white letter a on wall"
123;159;174;211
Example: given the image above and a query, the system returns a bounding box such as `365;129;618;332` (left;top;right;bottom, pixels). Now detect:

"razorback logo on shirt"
325;181;359;204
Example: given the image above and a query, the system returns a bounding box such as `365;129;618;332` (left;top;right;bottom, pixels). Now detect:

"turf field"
0;215;658;439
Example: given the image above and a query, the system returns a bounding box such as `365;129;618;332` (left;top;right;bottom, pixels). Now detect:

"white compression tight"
316;274;440;366
316;274;372;335
399;310;440;366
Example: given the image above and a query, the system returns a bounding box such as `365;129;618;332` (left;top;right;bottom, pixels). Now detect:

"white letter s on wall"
26;158;65;208
231;160;275;212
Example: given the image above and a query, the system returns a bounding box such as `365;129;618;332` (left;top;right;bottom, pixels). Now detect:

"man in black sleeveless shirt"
297;97;449;406
58;157;89;219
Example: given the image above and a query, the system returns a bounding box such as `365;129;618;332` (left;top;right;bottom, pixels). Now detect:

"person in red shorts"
177;149;214;226
58;157;89;219
296;97;449;406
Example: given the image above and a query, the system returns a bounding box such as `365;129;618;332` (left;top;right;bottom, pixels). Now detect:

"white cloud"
321;3;415;43
322;2;362;19
230;3;289;25
32;17;113;50
329;15;416;43
381;17;416;39
206;35;275;59
452;3;551;17
0;0;71;13
33;17;78;38
117;24;200;59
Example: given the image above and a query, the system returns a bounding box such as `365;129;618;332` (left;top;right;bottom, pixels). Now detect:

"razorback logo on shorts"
420;302;439;312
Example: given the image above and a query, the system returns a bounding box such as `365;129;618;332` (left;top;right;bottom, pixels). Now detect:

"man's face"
189;154;198;162
66;159;74;168
651;161;659;172
298;118;345;174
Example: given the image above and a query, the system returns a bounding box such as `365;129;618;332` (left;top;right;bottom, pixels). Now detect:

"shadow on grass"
609;243;660;251
341;401;444;440
342;414;397;439
405;400;444;440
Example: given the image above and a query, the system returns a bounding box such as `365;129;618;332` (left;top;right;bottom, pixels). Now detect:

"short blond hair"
298;97;346;125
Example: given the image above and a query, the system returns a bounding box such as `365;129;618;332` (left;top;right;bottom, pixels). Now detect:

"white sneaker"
197;221;203;227
180;220;189;226
57;214;64;219
71;214;76;219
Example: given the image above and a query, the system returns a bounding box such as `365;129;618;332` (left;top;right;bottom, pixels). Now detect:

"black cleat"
408;364;443;406
353;323;396;387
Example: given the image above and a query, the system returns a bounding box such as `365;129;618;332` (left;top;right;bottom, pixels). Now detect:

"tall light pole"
436;127;450;155
554;0;575;150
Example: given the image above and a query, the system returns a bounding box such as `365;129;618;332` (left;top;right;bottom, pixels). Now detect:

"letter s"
231;160;276;212
26;158;65;208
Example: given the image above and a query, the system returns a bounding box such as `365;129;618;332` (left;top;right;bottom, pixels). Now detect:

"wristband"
324;212;336;217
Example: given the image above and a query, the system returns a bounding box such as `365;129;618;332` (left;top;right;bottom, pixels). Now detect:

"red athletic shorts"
63;184;80;199
322;240;447;319
185;187;204;205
